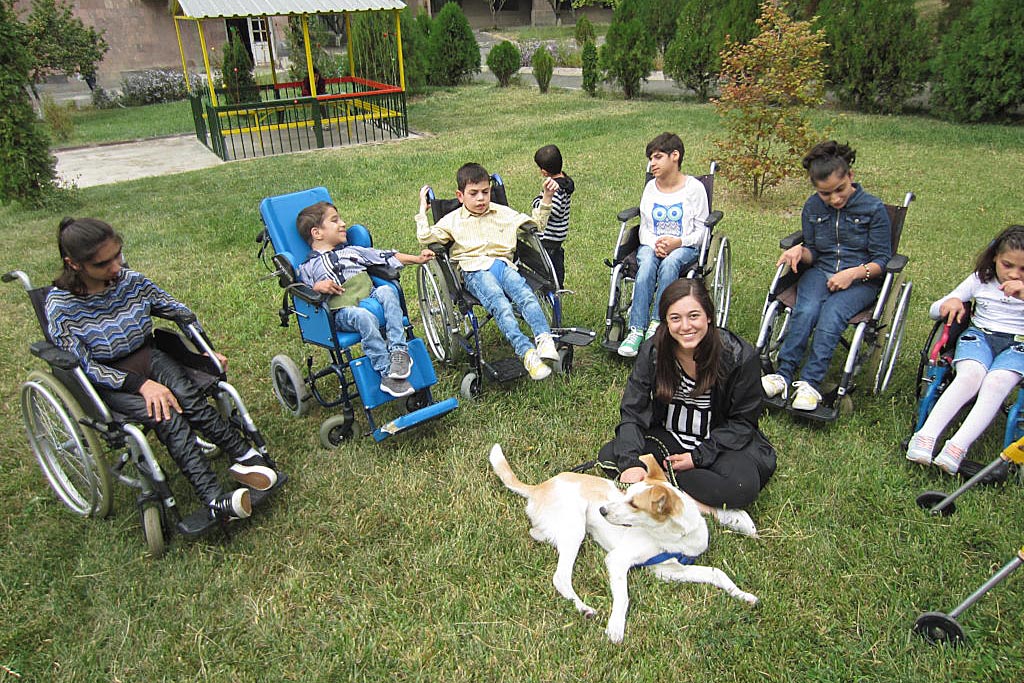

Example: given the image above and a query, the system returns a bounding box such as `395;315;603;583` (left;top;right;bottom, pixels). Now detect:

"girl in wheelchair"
46;218;280;521
907;225;1024;474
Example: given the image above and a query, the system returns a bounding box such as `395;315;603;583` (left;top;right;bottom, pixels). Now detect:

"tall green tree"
286;15;335;82
22;0;107;98
932;0;1024;122
221;29;257;103
664;0;759;101
815;0;930;113
635;0;684;56
0;0;56;207
714;1;827;198
400;9;431;94
426;2;479;86
599;0;655;99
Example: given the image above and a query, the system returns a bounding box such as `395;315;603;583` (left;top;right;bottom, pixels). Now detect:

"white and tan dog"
489;443;757;643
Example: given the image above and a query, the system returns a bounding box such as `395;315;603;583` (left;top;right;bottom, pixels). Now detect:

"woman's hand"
666;452;695;472
826;268;860;292
939;297;966;324
777;245;805;273
138;379;181;422
619;466;647;483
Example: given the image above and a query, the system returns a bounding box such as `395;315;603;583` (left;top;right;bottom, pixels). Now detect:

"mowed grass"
2;83;1024;682
55;99;196;149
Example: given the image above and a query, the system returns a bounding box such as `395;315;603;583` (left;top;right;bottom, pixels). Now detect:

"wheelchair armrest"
886;254;908;273
617;207;640;223
427;242;450;257
779;231;804;250
29;340;81;370
704;210;723;230
289;282;326;306
518;221;539;236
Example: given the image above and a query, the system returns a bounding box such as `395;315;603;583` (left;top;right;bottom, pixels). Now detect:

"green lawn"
54;99;196;149
3;83;1024;681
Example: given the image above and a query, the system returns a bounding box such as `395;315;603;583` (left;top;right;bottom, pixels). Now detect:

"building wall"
406;1;611;28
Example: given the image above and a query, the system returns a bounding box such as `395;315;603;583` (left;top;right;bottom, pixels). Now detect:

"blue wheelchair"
258;187;458;447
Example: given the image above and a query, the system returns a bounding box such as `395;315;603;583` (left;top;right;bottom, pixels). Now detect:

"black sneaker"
229;454;278;491
388;349;413;379
380;376;414;397
208;488;252;521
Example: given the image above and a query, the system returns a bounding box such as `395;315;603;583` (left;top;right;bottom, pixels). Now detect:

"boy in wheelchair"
416;162;560;380
617;132;710;358
47;218;280;522
296;201;435;398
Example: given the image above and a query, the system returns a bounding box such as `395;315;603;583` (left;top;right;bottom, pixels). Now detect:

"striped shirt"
46;269;193;391
663;371;712;453
297;244;402;288
532;175;574;243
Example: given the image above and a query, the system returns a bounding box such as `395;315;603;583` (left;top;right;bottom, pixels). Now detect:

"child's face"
313;207;347;247
994;248;1024;284
812;169;856;210
538;167;552;178
648;149;680;178
69;237;123;293
457;180;492;215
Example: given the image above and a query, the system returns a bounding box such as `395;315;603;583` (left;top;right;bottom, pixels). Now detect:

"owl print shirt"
637;175;710;250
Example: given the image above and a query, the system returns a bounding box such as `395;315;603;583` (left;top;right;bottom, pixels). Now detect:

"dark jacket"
801;182;892;276
603;328;777;487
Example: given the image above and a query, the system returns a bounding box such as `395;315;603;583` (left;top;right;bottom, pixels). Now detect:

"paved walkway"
55;134;223;188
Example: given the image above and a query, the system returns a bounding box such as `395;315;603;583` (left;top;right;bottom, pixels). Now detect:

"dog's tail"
488;443;534;498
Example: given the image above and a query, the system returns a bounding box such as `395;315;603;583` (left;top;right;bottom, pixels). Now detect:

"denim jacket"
801;183;892;276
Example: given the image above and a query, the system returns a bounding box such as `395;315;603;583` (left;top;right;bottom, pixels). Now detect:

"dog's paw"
736;590;759;605
605;624;625;644
715;509;759;537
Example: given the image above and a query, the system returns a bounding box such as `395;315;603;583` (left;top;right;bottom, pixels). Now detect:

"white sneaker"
906;433;936;466
645;320;660;340
617;328;644;357
934;442;966;475
761;373;788;399
523;348;552;380
791;381;821;411
535;333;558;362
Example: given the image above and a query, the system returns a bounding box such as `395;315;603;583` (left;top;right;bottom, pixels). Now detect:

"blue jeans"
333;285;407;375
776;268;880;390
629;244;698;330
464;266;551;358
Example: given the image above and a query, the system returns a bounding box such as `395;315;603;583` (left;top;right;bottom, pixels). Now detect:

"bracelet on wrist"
861;264;871;282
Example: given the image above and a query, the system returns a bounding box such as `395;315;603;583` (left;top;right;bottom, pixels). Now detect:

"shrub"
90;85;119;109
532;44;554;93
487;40;521;87
635;0;684;56
599;0;655;99
582;40;599;96
41;95;74;142
932;0;1024;123
664;0;759;101
221;29;257;104
119;69;195;106
401;9;431;94
427;2;480;86
574;15;596;46
714;1;827;197
815;0;930;114
285;15;335;83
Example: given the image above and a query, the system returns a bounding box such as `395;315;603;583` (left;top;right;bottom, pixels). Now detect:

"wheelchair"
415;174;596;399
754;192;916;422
4;270;277;558
601;162;731;353
257;186;458;447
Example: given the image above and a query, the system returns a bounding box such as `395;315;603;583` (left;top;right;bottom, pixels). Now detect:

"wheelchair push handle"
929;323;952;364
2;270;32;290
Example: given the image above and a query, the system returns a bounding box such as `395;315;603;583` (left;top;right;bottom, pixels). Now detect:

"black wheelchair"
5;270;277;558
415;174;595;399
258;187;458;447
754;192;916;422
600;162;731;353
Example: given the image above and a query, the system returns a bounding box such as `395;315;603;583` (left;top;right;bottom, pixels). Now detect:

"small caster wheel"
460;372;481;400
916;490;956;517
319;414;354;448
914;611;966;646
142;504;166;559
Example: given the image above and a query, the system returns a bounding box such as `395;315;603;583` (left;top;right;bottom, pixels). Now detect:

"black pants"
99;348;250;503
599;426;762;509
541;239;565;290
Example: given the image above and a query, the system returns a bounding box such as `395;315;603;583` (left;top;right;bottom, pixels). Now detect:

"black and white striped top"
532;175;574;243
663;371;712;453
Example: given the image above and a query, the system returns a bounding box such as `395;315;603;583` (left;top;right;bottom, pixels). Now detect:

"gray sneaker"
388;349;413;379
380;376;414;398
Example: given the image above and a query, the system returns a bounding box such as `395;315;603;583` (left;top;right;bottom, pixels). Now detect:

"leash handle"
929;323;952;364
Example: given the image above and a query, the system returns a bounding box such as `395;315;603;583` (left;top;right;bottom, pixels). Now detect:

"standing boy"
416;162;559;380
618;132;709;358
531;144;575;289
296;201;434;398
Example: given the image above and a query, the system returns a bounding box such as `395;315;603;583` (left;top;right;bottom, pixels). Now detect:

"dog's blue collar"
635;552;697;568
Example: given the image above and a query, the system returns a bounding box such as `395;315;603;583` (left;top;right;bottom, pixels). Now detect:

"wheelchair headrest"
259;187;374;267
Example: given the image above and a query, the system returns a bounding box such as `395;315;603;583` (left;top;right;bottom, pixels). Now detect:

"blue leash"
635;551;697;568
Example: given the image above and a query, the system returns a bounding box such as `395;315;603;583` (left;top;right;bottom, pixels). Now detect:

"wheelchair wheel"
873;280;913;395
461;372;482;400
602;266;632;347
270;355;310;416
708;235;732;328
553;346;574;375
914;611;966;646
417;261;457;363
141;503;166;559
22;370;113;518
319;414;354;448
756;302;790;371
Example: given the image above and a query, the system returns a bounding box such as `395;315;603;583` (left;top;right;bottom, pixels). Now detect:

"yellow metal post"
394;9;405;91
302;15;317;95
345;12;355;78
173;16;191;94
197;19;218;107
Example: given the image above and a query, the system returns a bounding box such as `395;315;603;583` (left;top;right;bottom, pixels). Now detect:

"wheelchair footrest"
786;402;838;423
552;327;597;347
372;396;459;442
486;357;530;382
175;472;288;538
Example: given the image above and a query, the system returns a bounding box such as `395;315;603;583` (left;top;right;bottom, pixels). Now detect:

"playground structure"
172;0;409;161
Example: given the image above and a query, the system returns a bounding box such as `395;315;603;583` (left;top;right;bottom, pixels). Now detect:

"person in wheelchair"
907;225;1024;474
617;132;710;358
296;201;435;399
46;218;280;522
416;162;560;380
760;141;892;411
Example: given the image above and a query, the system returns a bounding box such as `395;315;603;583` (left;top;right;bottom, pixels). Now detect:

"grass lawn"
53;100;196;149
3;83;1024;681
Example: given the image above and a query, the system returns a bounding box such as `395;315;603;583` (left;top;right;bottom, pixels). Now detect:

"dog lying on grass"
489;443;758;643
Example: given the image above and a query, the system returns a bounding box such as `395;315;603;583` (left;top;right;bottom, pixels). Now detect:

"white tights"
918;360;1021;451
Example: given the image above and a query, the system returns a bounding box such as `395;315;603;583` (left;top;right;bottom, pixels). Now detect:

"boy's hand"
777;244;805;273
541;177;558;203
939;297;965;324
418;185;431;214
654;236;681;258
417;249;435;264
313;280;344;295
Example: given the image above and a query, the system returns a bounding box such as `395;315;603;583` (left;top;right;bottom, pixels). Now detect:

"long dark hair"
652;278;722;403
802;140;856;184
53;217;122;296
976;225;1024;283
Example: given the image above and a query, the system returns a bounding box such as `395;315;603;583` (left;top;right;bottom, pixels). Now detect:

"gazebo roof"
174;0;405;19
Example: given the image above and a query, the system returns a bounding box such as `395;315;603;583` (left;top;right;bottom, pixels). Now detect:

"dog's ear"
639;453;667;482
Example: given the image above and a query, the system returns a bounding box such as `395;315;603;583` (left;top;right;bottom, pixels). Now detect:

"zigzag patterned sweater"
46;269;193;392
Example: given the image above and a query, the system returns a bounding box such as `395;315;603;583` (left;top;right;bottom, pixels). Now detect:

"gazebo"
172;0;408;160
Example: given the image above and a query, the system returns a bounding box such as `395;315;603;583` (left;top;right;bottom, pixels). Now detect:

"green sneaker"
645;320;660;340
617;328;644;358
